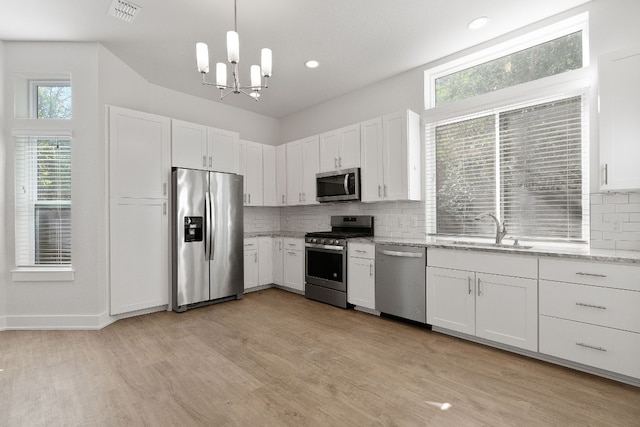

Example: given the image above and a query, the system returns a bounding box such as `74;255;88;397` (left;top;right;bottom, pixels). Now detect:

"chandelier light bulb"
261;48;272;77
250;65;261;88
227;31;240;63
216;63;227;88
196;42;210;73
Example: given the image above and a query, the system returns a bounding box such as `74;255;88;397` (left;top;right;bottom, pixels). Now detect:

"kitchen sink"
446;240;534;250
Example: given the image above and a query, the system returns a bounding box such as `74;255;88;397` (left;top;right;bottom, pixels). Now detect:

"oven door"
305;244;347;292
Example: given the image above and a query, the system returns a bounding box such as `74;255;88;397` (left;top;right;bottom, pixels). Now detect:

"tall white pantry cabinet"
108;106;170;315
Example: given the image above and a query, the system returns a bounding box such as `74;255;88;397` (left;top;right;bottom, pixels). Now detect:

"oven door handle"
305;243;344;251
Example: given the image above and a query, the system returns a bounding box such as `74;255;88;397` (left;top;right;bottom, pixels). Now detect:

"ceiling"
0;0;591;119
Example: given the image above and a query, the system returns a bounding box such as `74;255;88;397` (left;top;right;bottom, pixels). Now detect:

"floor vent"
107;0;141;24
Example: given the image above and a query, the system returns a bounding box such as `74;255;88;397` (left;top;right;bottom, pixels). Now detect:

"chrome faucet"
474;212;507;244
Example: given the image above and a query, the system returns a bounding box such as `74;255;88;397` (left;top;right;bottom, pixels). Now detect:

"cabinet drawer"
284;238;303;251
540;315;640;379
348;242;374;259
539;258;640;291
244;238;258;249
540;280;640;333
427;248;537;279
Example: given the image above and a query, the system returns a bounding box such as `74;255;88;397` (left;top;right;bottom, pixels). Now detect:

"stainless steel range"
305;215;374;308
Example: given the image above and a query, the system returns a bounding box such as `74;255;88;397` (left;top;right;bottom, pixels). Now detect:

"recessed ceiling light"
468;16;489;30
305;60;319;69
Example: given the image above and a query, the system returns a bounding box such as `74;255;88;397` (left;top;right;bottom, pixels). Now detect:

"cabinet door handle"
369;262;373;277
282;194;285;204
334;158;338;168
378;185;382;197
203;155;207;168
355;249;367;253
279;241;282;251
163;183;167;196
248;193;251;204
576;302;607;310
163;202;167;215
604;163;608;185
287;251;296;255
339;157;342;167
209;156;213;167
468;276;472;295
384;185;388;197
299;192;302;202
302;192;306;202
254;252;257;263
576;272;607;278
477;277;482;296
576;342;607;352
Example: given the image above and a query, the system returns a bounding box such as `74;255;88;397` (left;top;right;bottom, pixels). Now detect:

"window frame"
28;78;72;120
424;12;589;110
11;129;75;282
423;13;591;245
426;91;590;243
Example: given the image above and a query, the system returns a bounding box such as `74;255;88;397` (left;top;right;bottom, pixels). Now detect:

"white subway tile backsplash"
591;191;640;251
602;194;629;204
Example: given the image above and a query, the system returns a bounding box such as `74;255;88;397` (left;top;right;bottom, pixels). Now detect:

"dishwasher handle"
378;249;423;258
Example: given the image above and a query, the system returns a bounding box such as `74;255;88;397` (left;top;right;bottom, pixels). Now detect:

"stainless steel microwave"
316;168;360;202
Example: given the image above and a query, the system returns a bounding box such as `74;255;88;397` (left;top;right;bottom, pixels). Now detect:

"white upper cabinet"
110;106;171;199
361;110;421;202
319;123;361;172
171;119;239;174
360;117;384;202
599;46;640;190
276;144;287;206
207;127;239;174
263;145;278;207
171;119;207;170
239;140;264;206
287;135;319;205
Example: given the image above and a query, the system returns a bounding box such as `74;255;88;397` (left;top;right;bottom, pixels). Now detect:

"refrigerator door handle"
204;192;211;260
207;190;216;261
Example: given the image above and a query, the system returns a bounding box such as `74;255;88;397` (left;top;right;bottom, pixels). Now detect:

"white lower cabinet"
283;238;304;292
347;242;375;310
426;249;538;352
272;237;284;285
258;237;273;286
243;238;259;290
539;258;640;379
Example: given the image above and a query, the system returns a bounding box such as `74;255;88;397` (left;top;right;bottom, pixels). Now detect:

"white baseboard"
1;305;168;331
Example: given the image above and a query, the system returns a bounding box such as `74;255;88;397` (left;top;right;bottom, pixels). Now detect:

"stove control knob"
311;238;317;243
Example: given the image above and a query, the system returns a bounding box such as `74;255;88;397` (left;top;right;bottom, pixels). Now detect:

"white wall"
0;41;7;329
3;42;102;328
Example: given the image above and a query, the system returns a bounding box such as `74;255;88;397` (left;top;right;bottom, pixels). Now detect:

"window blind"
14;136;72;266
427;94;588;242
500;96;586;240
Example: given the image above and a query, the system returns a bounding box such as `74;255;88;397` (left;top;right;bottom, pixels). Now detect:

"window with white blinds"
427;94;589;242
14;135;72;266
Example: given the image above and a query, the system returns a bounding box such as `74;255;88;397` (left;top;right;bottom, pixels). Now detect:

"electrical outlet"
613;220;622;231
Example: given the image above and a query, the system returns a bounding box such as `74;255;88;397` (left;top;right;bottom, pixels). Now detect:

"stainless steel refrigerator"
171;168;244;312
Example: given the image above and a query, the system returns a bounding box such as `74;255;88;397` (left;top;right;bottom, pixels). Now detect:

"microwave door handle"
344;173;350;195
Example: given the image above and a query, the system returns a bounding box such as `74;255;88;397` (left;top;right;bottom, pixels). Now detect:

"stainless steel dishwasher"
375;244;426;323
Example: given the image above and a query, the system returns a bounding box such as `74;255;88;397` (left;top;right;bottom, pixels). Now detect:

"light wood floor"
2;288;639;426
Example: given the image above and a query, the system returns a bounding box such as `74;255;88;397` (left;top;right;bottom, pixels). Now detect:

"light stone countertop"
348;236;640;265
244;231;307;239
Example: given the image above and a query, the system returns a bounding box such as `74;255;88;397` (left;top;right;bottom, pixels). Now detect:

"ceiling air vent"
108;0;141;24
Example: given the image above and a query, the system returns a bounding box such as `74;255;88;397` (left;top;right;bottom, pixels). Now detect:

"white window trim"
12;129;74;282
424;12;590;110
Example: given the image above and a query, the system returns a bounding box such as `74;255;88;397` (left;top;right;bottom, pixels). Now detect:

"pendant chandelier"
195;0;272;101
